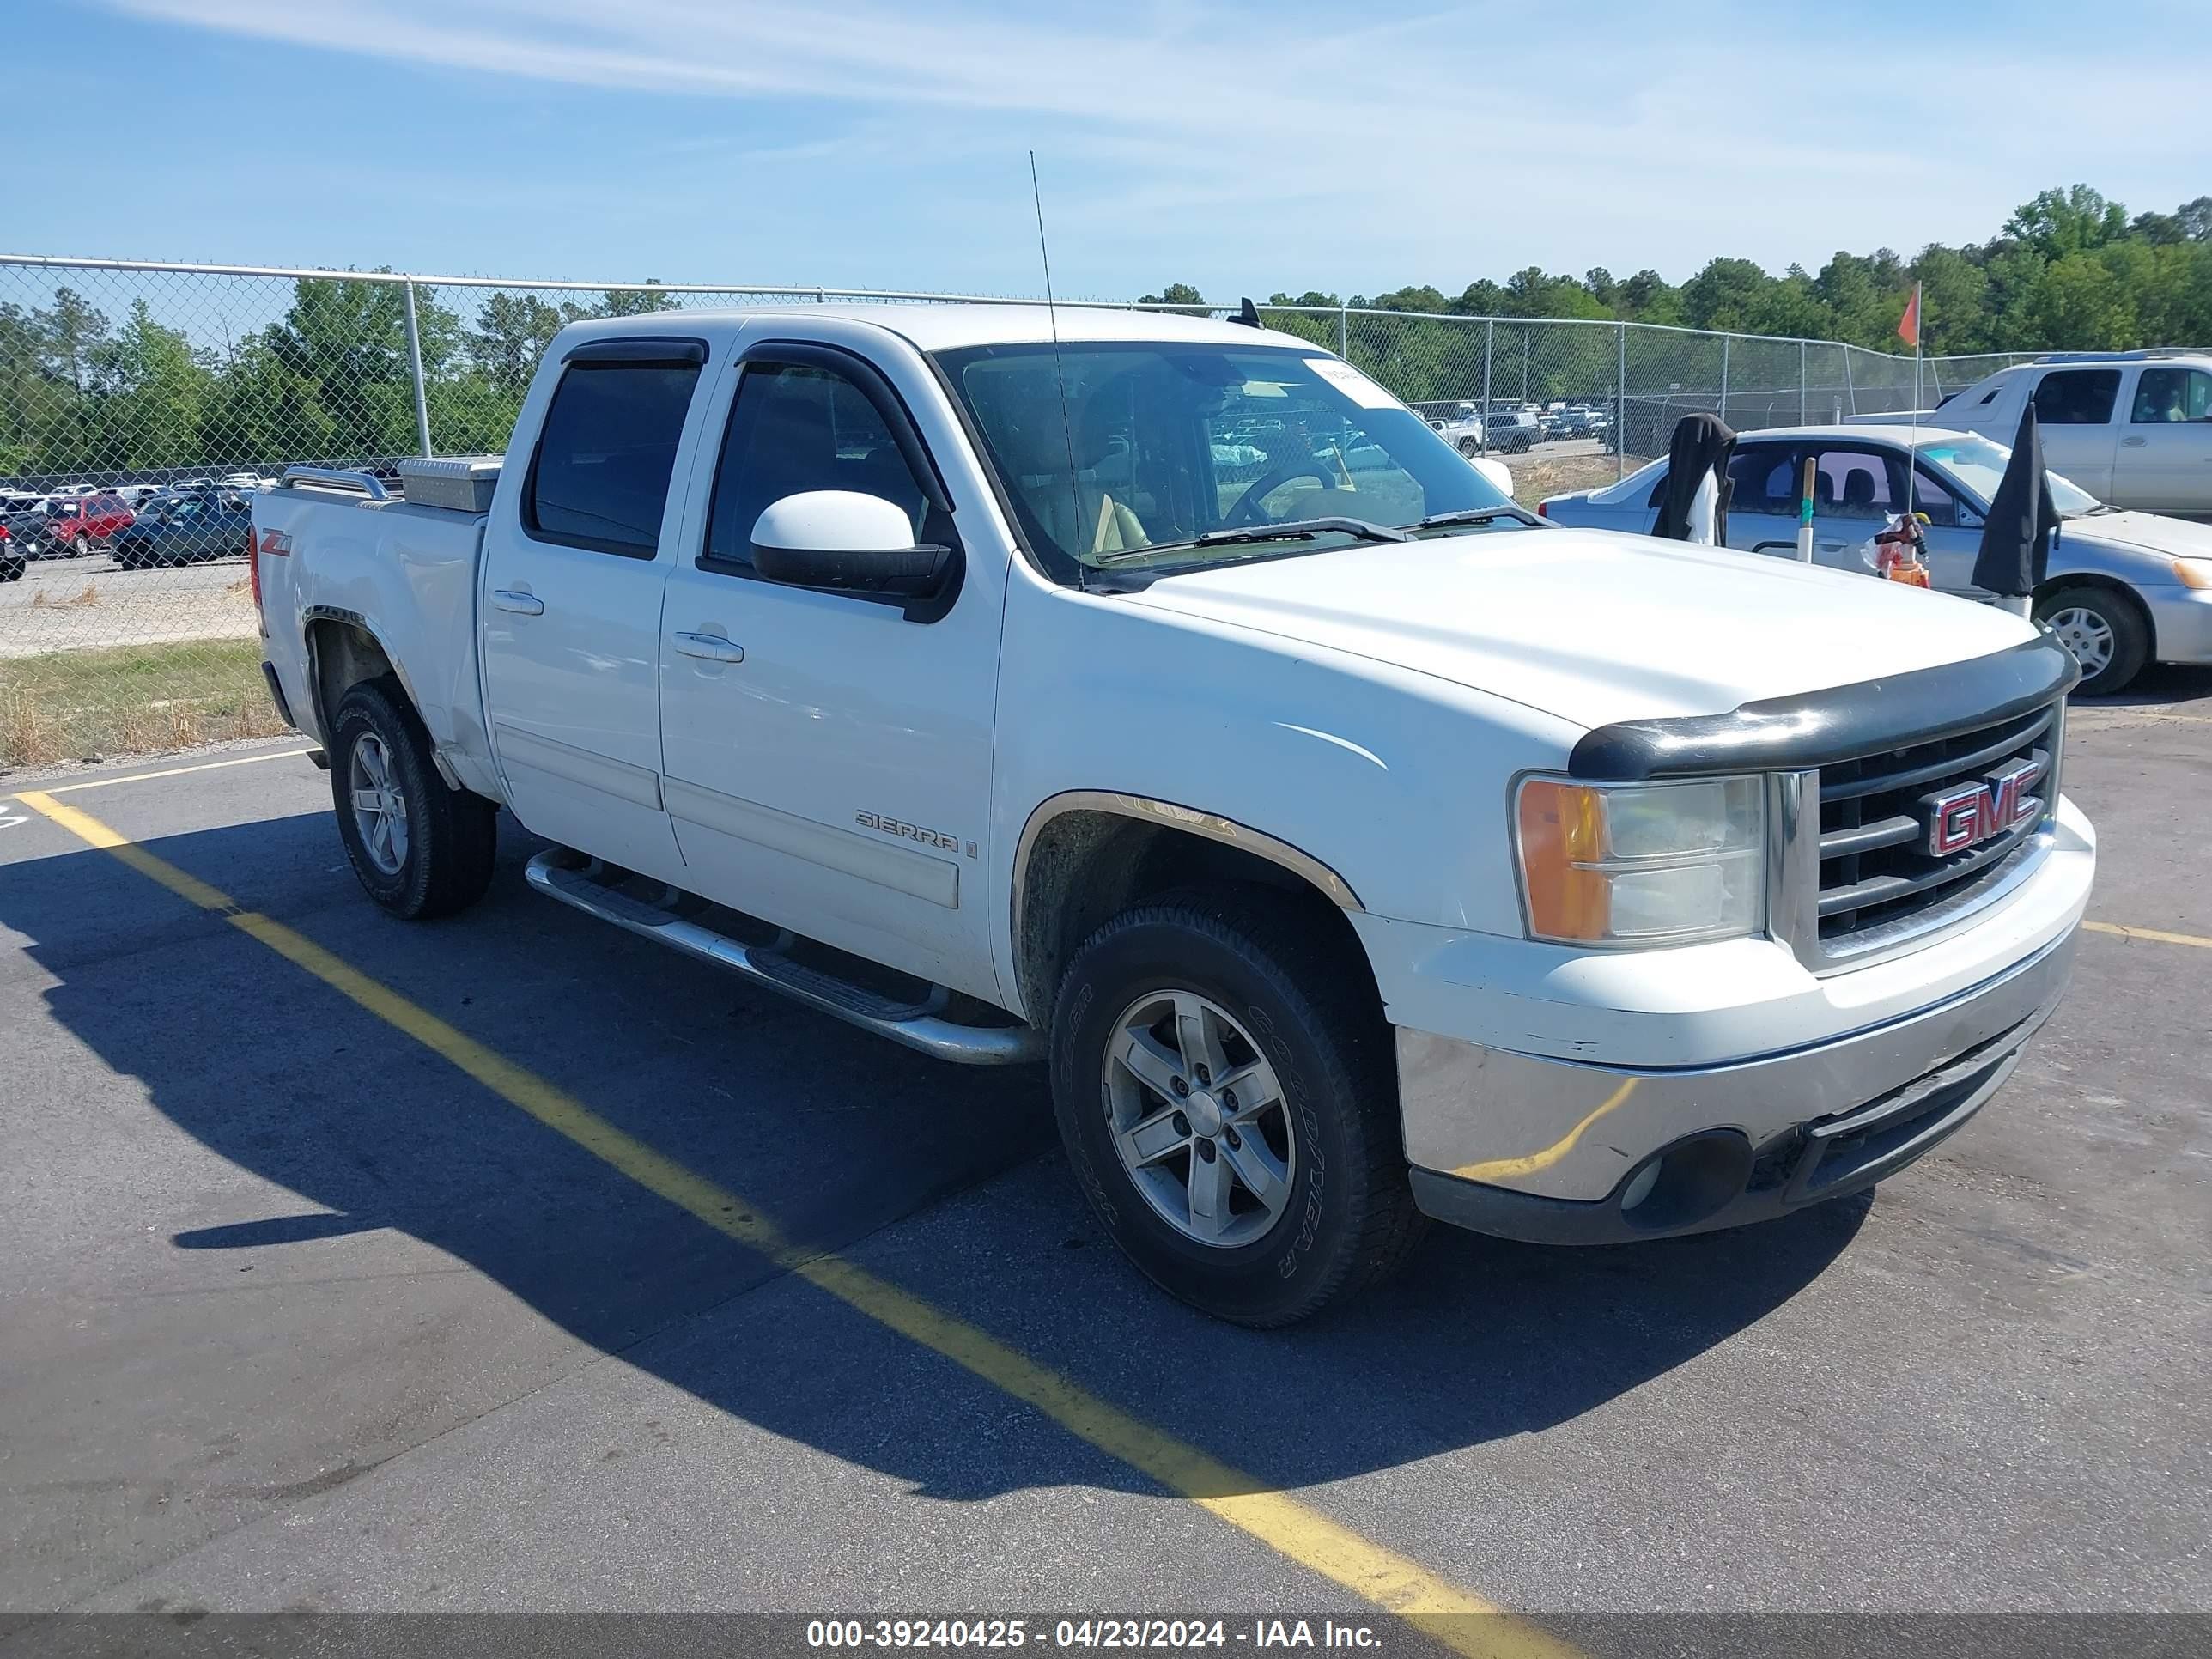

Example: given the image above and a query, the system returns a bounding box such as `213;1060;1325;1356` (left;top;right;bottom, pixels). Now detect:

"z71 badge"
856;811;972;857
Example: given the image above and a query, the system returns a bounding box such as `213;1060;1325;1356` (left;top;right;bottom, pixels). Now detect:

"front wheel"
2037;585;2149;696
70;532;89;557
1049;888;1424;1326
1457;437;1480;458
328;678;498;919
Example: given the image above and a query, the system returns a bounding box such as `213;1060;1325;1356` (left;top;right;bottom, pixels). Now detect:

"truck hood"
1119;526;2036;731
2069;509;2212;561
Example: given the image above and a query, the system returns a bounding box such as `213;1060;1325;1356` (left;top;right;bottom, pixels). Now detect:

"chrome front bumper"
1398;924;2077;1244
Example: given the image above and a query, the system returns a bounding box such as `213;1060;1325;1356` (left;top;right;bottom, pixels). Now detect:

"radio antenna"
1029;150;1088;575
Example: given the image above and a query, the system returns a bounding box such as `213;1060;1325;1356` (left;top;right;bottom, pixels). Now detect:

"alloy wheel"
1103;989;1296;1249
348;732;410;876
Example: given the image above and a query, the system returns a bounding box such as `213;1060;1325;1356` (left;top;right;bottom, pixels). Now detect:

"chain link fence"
0;254;2033;768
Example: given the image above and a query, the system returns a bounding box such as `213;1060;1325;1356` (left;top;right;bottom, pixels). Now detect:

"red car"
41;492;136;556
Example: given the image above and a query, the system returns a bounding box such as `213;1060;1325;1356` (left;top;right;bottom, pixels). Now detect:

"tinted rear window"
526;362;702;557
2033;369;2119;426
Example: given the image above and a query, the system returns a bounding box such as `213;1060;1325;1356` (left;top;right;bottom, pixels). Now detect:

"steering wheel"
1223;461;1332;527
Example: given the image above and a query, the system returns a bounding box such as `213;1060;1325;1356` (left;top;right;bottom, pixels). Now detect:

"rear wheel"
2037;585;2148;696
328;678;498;920
1457;437;1480;458
1049;887;1424;1326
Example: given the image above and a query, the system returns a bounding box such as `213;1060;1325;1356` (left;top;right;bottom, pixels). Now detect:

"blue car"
112;491;255;569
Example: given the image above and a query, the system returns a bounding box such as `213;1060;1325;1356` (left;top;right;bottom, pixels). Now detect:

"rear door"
2029;368;2123;499
2114;364;2212;515
478;334;714;880
1732;440;1905;569
1721;440;1803;557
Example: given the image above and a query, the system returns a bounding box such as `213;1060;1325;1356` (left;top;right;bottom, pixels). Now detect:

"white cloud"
111;0;2212;295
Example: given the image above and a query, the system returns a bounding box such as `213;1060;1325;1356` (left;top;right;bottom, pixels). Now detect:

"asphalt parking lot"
2;670;2208;1654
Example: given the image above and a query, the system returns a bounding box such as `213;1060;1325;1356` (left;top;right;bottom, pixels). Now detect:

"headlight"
1514;775;1765;945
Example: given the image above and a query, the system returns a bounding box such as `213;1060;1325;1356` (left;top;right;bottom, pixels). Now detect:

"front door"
479;337;711;879
2115;364;2212;515
656;327;1006;1002
1894;461;1985;594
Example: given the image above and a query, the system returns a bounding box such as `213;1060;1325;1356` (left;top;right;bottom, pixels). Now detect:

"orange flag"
1898;283;1922;349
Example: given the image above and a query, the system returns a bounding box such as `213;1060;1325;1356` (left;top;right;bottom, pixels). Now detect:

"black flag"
1651;414;1736;543
1972;403;2060;598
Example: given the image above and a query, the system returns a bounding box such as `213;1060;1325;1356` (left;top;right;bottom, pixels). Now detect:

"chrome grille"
1814;701;2060;951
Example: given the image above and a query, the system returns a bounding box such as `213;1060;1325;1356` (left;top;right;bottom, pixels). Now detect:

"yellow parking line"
15;787;1575;1659
2083;920;2212;951
15;745;319;800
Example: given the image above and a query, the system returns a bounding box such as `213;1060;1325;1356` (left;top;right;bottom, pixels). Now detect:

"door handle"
491;589;544;616
2121;436;2148;448
673;631;744;664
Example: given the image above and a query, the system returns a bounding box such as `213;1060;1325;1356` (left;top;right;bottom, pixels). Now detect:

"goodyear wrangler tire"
329;678;497;921
1049;886;1424;1326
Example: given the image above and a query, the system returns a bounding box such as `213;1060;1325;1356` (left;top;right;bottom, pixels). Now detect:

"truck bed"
253;461;507;804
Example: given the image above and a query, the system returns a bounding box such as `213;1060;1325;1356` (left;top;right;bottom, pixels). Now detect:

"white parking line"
10;745;319;801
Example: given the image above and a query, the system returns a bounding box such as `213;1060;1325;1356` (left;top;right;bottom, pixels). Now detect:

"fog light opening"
1619;1130;1753;1231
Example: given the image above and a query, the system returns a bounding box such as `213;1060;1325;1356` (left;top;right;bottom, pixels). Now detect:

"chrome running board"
524;848;1043;1066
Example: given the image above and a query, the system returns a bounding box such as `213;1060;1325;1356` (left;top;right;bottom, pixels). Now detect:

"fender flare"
1010;789;1364;951
301;606;458;787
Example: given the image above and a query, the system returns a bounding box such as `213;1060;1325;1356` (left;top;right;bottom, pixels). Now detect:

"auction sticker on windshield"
1304;357;1395;409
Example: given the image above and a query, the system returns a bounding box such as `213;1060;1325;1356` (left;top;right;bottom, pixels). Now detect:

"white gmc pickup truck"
252;305;2094;1325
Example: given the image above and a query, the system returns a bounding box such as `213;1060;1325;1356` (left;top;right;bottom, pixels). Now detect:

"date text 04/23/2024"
804;1620;1383;1650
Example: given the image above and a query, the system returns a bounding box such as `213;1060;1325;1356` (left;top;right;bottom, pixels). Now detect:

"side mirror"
750;490;951;599
1469;456;1514;496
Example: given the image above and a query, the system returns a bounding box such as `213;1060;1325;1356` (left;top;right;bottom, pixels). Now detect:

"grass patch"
0;637;290;770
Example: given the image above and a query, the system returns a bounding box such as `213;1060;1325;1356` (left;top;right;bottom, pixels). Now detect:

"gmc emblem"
1921;757;2045;857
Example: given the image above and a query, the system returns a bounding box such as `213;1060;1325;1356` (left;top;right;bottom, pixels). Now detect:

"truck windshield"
935;342;1521;580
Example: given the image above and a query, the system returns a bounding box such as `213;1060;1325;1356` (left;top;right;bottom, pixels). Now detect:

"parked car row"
0;477;270;568
1423;401;1612;456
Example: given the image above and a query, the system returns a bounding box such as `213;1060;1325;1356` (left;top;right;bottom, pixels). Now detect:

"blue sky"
12;1;2209;301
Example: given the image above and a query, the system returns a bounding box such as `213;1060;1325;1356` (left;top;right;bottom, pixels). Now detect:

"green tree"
32;287;112;473
94;301;219;470
469;290;573;398
2010;251;2138;349
2004;185;2129;262
1909;246;1990;353
1139;283;1205;307
598;280;681;317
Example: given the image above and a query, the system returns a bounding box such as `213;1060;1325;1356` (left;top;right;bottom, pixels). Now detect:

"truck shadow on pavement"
4;806;1863;1529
